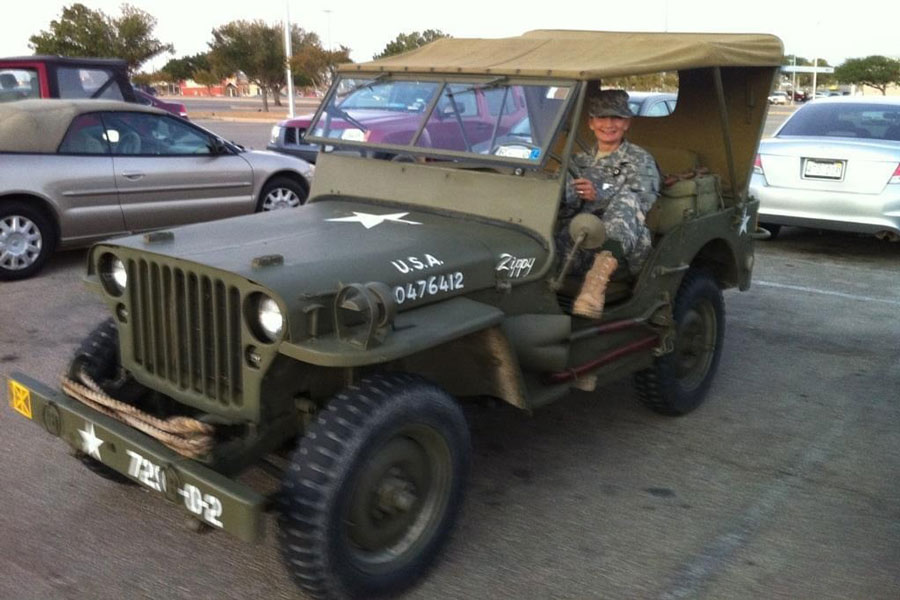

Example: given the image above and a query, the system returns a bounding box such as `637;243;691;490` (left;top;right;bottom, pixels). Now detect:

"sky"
2;0;899;72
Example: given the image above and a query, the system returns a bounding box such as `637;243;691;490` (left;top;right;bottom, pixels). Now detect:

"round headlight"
257;296;284;342
99;253;127;296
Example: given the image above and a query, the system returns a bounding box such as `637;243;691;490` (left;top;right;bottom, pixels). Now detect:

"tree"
373;30;450;59
604;72;679;92
834;56;900;95
208;20;284;111
161;53;218;85
291;44;351;90
29;3;173;73
193;69;220;96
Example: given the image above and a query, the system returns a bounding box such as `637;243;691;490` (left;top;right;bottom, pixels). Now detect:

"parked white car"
768;91;789;105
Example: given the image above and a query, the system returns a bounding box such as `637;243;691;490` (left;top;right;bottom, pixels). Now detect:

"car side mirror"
208;137;229;155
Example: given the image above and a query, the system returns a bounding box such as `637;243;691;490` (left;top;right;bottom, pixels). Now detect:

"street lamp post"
284;1;295;118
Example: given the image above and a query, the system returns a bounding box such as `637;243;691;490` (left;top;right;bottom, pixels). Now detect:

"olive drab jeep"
7;31;783;600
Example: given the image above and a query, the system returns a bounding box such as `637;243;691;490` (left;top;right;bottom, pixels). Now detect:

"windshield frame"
304;73;579;171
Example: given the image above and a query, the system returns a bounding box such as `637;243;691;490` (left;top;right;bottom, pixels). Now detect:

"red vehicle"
134;88;188;119
269;79;528;163
0;56;136;103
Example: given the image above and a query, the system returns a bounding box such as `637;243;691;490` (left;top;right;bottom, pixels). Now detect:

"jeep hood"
107;199;548;308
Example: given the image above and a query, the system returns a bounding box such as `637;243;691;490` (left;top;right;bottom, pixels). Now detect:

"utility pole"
284;1;295;118
812;56;818;99
791;55;797;105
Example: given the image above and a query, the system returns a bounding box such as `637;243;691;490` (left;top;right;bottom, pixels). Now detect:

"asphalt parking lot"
1;109;898;600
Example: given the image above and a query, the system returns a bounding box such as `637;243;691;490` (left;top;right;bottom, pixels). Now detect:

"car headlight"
340;128;366;141
99;253;127;296
269;125;282;144
254;295;284;342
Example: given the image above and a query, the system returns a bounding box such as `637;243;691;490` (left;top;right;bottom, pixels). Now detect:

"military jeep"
8;31;783;600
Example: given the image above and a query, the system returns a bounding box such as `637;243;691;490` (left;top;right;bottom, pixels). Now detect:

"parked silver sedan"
0;99;314;279
751;97;900;240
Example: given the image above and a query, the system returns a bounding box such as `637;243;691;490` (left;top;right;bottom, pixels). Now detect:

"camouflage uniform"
557;139;661;276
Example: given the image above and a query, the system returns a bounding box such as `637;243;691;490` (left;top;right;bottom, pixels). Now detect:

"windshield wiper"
324;104;369;132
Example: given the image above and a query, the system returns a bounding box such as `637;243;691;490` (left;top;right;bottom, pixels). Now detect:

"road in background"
192;102;796;156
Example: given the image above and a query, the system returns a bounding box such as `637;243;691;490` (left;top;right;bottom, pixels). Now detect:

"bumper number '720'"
126;449;224;527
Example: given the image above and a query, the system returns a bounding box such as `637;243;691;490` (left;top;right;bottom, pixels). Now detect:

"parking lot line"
754;280;900;307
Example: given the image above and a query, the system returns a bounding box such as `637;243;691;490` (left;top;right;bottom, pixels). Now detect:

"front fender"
277;296;504;367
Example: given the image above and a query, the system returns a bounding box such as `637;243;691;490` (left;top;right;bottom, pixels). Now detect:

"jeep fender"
277;296;503;367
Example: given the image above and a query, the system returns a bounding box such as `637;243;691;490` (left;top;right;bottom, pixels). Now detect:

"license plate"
803;158;844;180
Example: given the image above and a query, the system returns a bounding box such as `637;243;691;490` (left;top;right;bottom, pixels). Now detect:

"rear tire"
0;200;56;280
278;373;470;600
759;222;781;239
634;269;725;415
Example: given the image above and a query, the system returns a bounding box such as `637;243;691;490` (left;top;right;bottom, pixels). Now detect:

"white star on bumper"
78;422;104;460
326;211;422;229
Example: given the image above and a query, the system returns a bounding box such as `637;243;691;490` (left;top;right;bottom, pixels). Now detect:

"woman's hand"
573;178;596;202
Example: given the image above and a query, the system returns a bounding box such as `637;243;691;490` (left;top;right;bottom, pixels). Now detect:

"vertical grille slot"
128;259;243;409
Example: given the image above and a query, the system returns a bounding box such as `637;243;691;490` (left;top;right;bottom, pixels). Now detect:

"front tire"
257;176;308;211
634;269;725;415
278;373;470;600
0;200;55;280
68;319;135;485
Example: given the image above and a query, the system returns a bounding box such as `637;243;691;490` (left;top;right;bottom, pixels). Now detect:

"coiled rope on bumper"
62;373;215;459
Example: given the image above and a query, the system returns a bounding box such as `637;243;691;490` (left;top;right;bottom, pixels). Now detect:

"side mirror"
208;137;229;155
568;213;607;249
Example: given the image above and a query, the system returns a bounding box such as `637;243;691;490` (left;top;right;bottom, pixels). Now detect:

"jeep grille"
127;259;243;407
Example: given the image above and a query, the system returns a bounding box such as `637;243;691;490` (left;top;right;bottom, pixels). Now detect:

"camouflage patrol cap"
588;89;634;118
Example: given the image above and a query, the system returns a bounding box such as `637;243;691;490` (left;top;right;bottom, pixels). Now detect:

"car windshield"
337;80;437;112
779;102;900;141
307;75;574;166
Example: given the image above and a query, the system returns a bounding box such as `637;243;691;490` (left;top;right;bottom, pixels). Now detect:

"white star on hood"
326;211;422;229
78;422;104;460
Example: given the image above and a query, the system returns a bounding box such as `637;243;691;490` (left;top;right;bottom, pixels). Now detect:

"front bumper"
7;373;266;543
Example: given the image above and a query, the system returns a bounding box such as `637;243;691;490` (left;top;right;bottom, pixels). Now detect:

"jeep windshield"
306;75;574;168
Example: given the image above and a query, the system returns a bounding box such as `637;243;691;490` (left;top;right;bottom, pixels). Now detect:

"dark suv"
0;55;136;103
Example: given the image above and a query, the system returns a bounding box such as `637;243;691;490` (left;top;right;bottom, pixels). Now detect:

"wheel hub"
264;188;299;210
675;305;716;389
0;215;42;268
373;469;419;516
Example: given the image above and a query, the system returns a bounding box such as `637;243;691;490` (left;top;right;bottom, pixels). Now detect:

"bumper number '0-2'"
126;449;223;527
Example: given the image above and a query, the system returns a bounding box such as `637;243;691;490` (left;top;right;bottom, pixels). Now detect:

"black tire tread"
278;372;469;600
634;268;725;416
68;319;137;485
